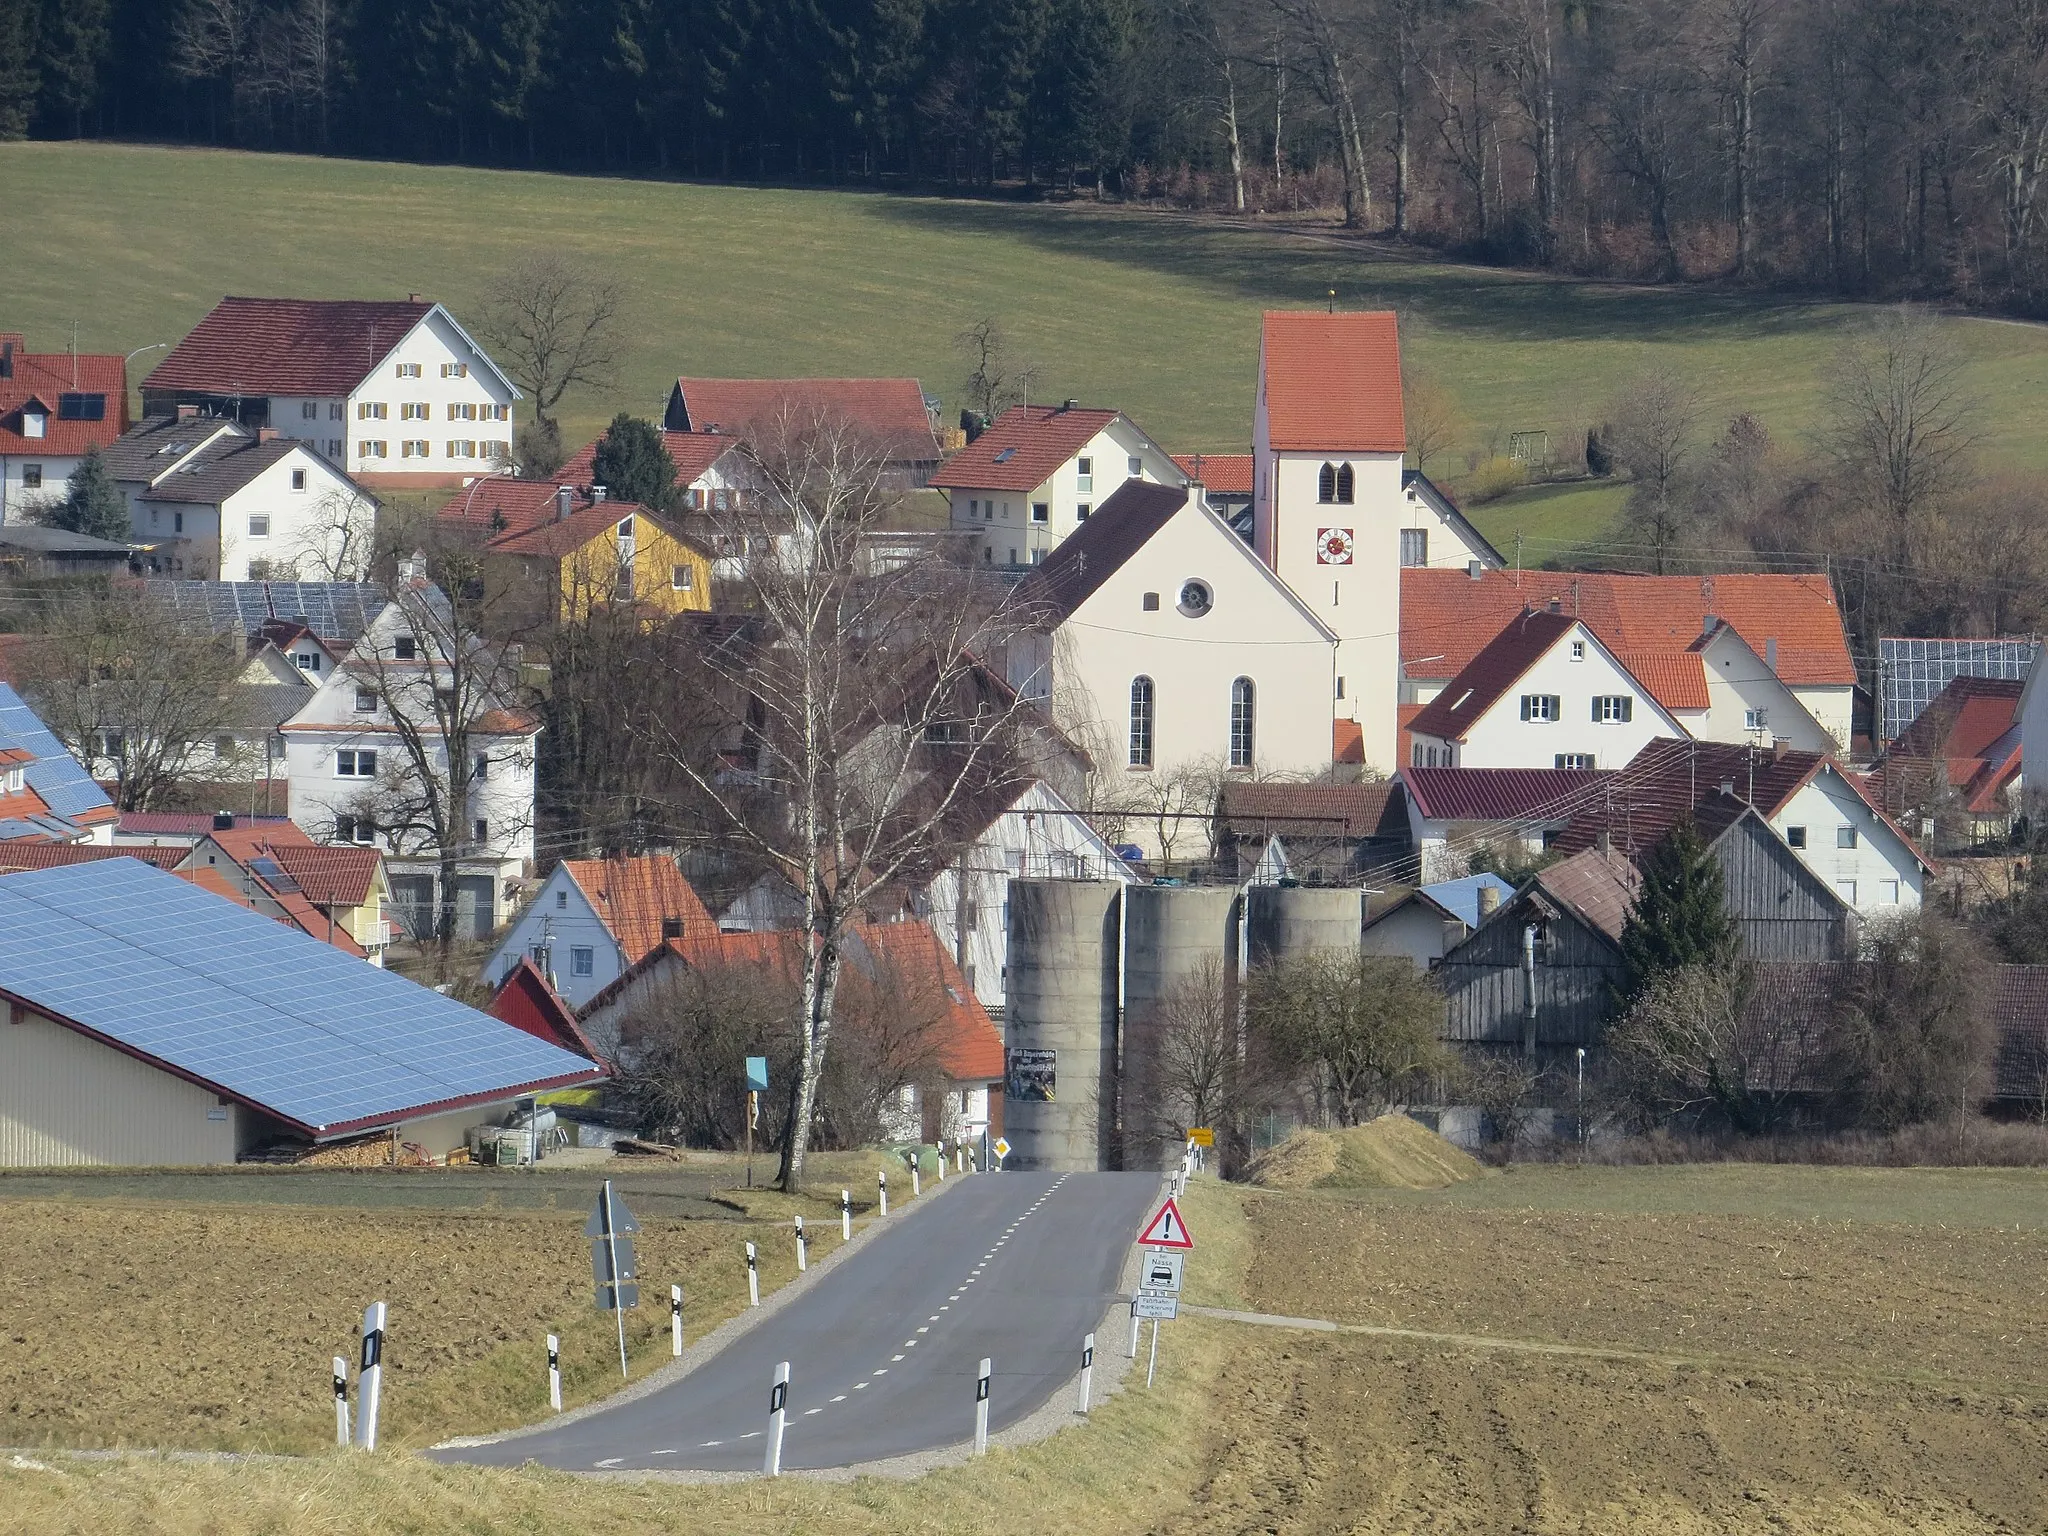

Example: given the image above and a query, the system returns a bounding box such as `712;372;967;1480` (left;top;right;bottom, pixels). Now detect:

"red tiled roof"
930;404;1121;492
144;298;435;398
560;431;741;491
1260;311;1405;454
267;844;383;907
435;476;571;538
1402;766;1612;823
671;377;936;450
487;499;648;559
0;844;183;872
1335;718;1366;765
1400;569;1856;688
116;810;296;838
1613;651;1710;712
1172;452;1253;494
1217;781;1404;839
188;823;370;956
1876;676;2024;817
848;922;1004;1082
1408;610;1580;742
561;855;718;970
0;341;129;457
491;957;606;1063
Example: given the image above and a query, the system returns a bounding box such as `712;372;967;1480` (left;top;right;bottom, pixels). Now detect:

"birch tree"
645;401;1049;1191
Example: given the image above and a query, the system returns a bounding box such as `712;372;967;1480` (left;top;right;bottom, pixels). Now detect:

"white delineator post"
764;1361;790;1477
1146;1320;1160;1388
878;1170;888;1216
956;1145;965;1174
841;1189;852;1241
547;1334;562;1412
974;1356;992;1456
935;1139;945;1180
1076;1333;1095;1415
332;1355;350;1446
354;1301;386;1451
670;1285;684;1356
911;1156;922;1198
1126;1299;1140;1358
795;1215;808;1272
746;1241;760;1307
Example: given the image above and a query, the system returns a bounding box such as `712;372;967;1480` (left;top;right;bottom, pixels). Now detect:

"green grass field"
8;140;2048;555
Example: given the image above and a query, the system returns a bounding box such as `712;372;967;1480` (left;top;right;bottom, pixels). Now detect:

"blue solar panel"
0;860;601;1135
1878;638;2039;743
0;682;115;823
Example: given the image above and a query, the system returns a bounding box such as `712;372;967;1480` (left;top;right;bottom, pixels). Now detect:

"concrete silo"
1002;879;1122;1172
1245;885;1362;968
1119;884;1240;1170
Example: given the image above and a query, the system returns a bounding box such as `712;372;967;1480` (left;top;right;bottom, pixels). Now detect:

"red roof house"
663;377;938;477
490;956;606;1061
0;334;129;501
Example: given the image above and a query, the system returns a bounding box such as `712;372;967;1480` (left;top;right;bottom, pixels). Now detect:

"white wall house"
1408;612;1687;770
930;404;1184;569
2020;647;2048;804
1397;471;1506;573
1253;311;1409;773
1688;622;1840;754
282;591;539;939
111;420;376;581
921;780;1139;1010
1767;768;1928;913
142;298;519;487
0;336;127;524
1007;482;1337;837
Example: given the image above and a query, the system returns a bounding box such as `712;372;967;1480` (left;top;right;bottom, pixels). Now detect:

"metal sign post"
745;1056;768;1189
974;1357;992;1455
764;1361;790;1476
586;1180;641;1381
1146;1320;1160;1387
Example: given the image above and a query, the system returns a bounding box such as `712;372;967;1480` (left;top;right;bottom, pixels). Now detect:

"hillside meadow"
10;142;2048;557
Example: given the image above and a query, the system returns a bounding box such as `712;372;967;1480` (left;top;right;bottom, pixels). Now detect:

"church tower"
1252;311;1406;773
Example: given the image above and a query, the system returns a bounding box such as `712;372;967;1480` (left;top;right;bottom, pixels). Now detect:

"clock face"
1316;527;1355;565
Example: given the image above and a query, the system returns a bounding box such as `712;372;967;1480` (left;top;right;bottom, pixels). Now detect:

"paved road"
432;1170;1162;1472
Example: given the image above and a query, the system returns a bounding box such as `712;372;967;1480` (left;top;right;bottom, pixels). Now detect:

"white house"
1406;610;1689;770
1361;873;1515;968
1252;310;1410;773
479;854;717;1009
0;335;127;523
930;403;1184;568
105;414;376;581
1400;569;1858;753
921;780;1139;1011
1398;470;1506;572
142;298;519;487
1006;481;1338;826
282;586;540;940
1550;737;1931;916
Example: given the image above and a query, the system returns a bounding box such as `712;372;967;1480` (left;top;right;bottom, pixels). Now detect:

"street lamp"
1575;1047;1587;1156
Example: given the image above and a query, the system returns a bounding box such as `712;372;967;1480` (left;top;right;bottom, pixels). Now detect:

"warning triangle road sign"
1136;1197;1194;1250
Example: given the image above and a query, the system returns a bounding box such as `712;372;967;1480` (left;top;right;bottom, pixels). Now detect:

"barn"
0;859;604;1167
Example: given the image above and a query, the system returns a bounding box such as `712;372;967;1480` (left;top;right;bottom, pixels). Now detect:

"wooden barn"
1440;808;1854;1060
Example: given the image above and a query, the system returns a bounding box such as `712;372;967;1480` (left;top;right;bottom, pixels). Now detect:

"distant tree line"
6;0;2048;305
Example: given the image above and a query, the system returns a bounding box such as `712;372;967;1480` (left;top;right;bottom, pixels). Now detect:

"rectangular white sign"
1133;1293;1179;1320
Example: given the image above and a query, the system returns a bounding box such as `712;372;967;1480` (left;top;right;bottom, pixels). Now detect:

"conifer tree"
591;413;677;512
1614;815;1736;1007
46;445;129;542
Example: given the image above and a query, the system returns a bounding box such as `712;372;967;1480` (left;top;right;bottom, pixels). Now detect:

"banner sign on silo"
1007;1047;1056;1101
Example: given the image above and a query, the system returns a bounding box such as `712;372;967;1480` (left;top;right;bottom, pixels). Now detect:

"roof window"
993;447;1017;463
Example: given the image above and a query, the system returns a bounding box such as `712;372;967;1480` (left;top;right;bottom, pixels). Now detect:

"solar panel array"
0;683;115;822
0;859;601;1135
1878;638;2038;742
148;582;388;644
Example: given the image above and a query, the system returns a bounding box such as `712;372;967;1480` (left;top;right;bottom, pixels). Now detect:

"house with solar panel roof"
0;858;601;1166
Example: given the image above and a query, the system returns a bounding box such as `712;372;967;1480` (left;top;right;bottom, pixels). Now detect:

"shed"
0;859;603;1166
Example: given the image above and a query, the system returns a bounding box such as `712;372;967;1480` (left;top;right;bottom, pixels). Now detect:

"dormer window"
21;408;45;439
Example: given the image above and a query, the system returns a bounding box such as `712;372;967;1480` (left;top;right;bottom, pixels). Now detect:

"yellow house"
463;485;713;624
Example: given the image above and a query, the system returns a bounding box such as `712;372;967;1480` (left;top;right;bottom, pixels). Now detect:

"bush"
1458;455;1530;504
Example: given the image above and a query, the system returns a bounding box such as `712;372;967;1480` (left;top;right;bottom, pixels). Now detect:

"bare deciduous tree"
22;586;250;811
1249;950;1451;1125
473;254;626;434
643;403;1048;1191
1826;910;1995;1131
1604;961;1811;1132
1607;369;1700;573
954;316;1039;422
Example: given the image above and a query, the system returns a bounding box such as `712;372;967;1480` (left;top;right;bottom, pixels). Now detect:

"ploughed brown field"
2;1165;2045;1534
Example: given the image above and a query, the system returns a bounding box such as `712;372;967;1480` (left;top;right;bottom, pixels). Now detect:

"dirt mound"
1249;1113;1485;1190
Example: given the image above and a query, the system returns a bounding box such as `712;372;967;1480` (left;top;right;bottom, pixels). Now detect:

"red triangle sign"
1137;1197;1194;1250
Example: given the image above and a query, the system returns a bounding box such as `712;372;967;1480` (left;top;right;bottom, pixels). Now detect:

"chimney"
554;486;573;522
590;484;608;504
176;403;199;420
1060;399;1078;412
1773;738;1790;762
408;292;424;303
1596;829;1612;856
0;340;12;379
1765;637;1779;673
1477;884;1501;918
256;427;278;443
1547;597;1562;614
212;810;235;831
1467;559;1483;580
1719;778;1736;797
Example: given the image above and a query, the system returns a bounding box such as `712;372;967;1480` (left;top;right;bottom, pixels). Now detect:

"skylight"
993;447;1017;463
